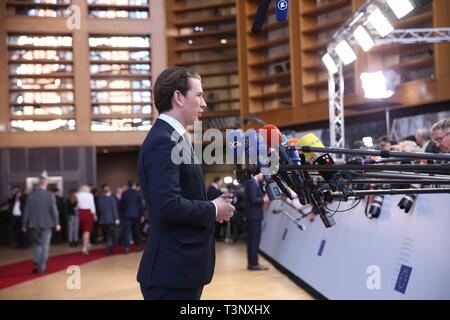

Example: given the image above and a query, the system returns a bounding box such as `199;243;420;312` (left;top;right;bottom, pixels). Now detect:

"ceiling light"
353;25;375;52
322;53;339;74
386;0;414;19
368;8;394;37
360;71;396;99
334;40;357;65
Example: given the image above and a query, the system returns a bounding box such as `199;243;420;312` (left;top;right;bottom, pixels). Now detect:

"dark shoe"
107;247;113;255
32;264;38;274
247;264;269;271
136;246;142;252
124;247;130;254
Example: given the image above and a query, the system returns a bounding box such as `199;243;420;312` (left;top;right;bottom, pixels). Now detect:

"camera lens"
367;195;384;219
398;194;417;213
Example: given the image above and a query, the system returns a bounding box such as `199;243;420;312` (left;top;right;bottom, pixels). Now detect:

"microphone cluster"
228;124;450;229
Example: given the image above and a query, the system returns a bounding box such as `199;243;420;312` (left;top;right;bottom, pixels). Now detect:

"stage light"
353;25;375;52
360;71;395;99
386;0;414;19
321;53;338;74
368;8;394;37
224;176;233;184
334;40;357;65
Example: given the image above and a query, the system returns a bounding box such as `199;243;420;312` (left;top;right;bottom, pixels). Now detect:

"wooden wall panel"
0;0;166;147
238;0;450;130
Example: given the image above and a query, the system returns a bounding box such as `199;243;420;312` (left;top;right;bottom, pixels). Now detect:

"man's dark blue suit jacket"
120;188;144;219
137;118;216;289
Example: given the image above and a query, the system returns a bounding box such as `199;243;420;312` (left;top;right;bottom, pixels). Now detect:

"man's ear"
173;90;185;107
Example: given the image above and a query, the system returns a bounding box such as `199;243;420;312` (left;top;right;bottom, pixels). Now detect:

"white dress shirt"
159;113;186;137
12;198;21;217
158;113;218;217
76;191;96;215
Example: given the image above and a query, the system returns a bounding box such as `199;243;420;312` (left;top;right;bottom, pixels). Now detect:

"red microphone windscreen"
259;124;282;148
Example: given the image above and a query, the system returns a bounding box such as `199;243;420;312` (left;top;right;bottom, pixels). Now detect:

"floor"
0;242;313;300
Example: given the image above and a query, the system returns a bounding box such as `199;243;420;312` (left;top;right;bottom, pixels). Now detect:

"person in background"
207;177;224;241
231;185;246;242
431;118;450;154
76;185;97;255
0;199;11;246
415;128;439;153
121;180;145;254
51;188;66;244
114;183;127;245
391;140;421;154
22;173;60;274
8;187;28;249
135;183;149;242
244;174;269;271
98;184;120;254
65;189;79;247
377;135;397;151
90;186;100;245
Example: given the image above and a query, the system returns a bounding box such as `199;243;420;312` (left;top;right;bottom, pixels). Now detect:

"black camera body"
265;181;283;201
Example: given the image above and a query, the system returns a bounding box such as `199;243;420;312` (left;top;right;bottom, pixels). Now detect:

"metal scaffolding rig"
328;27;450;154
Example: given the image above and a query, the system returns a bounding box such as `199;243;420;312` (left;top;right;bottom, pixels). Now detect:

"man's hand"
212;193;235;223
263;194;270;208
55;224;61;232
22;227;27;233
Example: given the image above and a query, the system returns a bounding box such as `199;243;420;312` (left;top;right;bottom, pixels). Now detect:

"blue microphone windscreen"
227;129;244;158
244;130;260;154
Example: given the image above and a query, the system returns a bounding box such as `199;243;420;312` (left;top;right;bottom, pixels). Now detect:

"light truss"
328;27;450;150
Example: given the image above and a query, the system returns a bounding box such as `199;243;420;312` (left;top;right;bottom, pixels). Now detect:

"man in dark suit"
50;187;66;244
207;177;223;201
207;177;225;241
137;67;235;300
22;173;60;274
99;184;120;254
121;180;144;254
244;175;269;271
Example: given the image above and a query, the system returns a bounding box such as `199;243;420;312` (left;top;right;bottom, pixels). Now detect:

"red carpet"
0;245;139;290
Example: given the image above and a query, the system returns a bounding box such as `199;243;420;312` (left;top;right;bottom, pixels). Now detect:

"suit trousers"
103;224;115;250
246;219;262;267
67;215;79;243
31;227;53;272
122;217;141;249
140;285;203;300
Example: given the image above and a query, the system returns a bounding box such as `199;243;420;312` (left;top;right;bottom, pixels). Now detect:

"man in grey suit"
22;173;60;274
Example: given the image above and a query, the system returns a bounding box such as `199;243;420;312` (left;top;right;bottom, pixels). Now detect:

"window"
87;0;149;19
6;0;72;17
8;34;75;131
89;35;152;131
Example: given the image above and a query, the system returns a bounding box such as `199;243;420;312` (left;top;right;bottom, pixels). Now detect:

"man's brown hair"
153;67;201;114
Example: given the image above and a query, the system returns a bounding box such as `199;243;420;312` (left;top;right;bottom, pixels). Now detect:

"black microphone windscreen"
251;0;271;34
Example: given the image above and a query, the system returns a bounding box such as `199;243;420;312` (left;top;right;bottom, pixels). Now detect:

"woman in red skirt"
76;185;97;255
